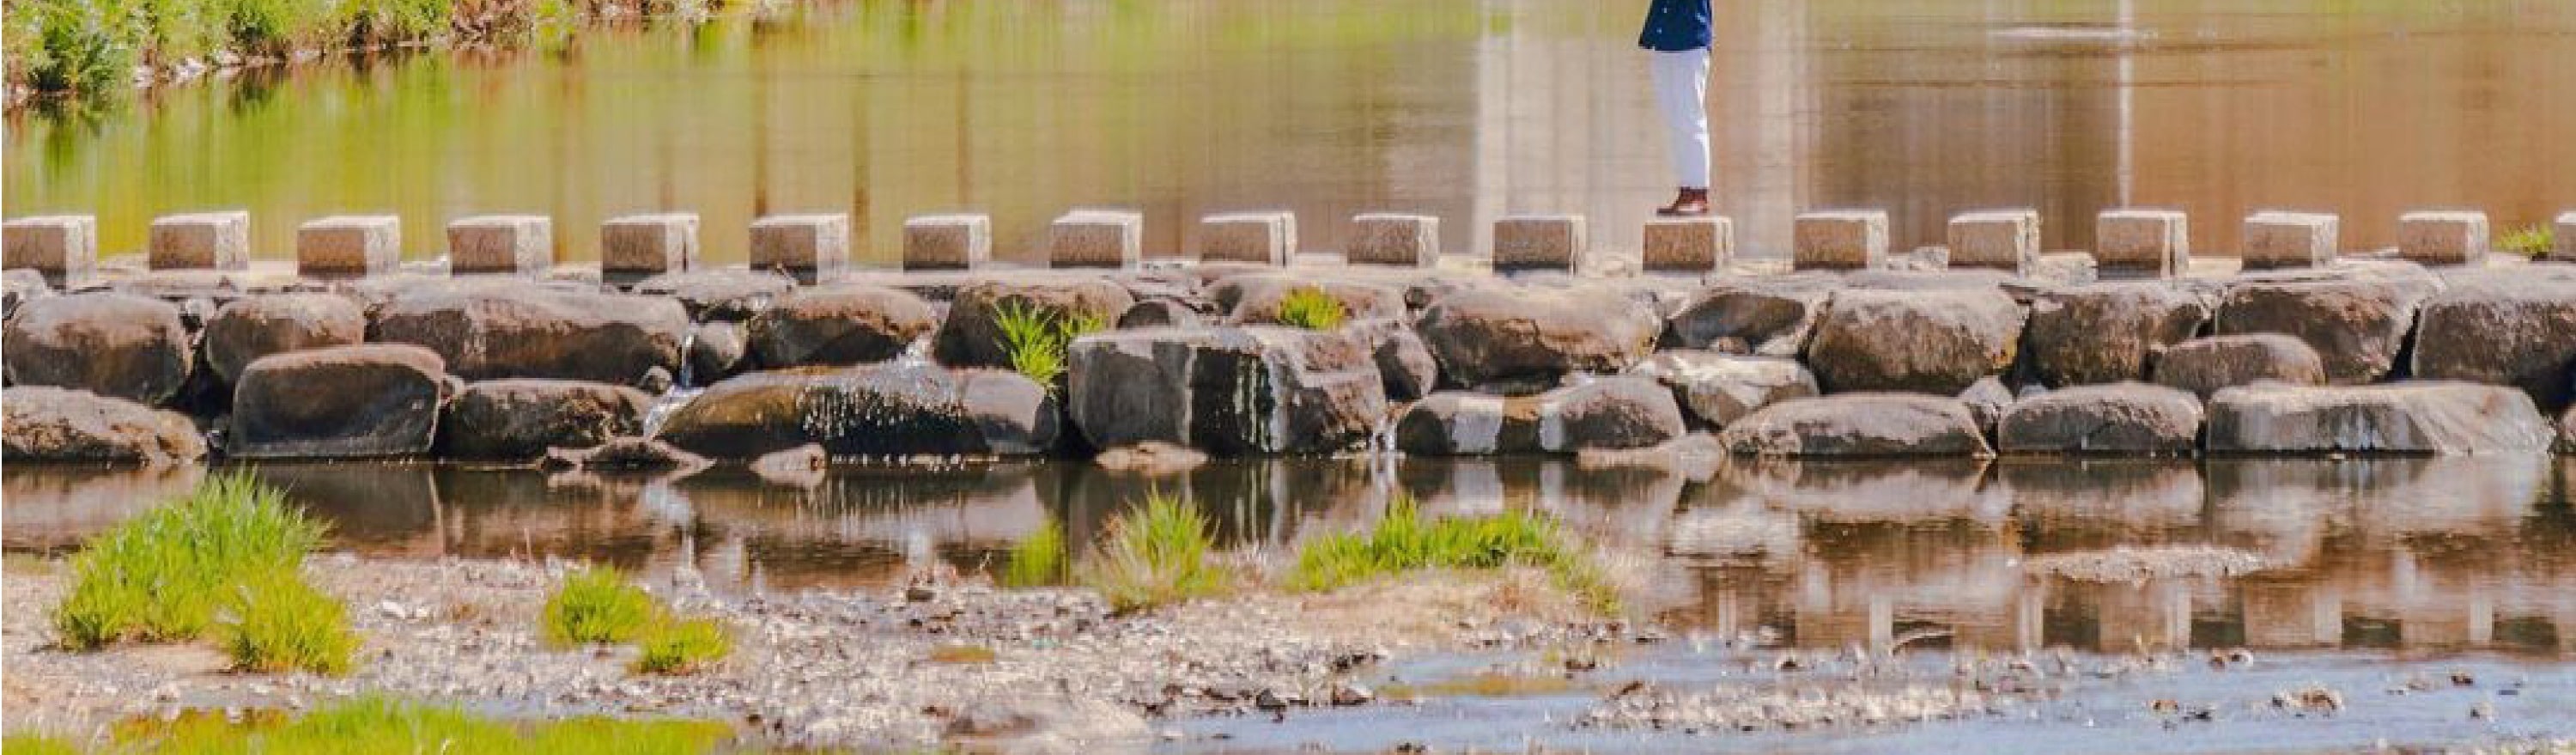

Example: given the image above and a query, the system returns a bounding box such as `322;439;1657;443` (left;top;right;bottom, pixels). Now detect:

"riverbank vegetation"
7;696;739;754
993;301;1105;393
1076;490;1234;612
541;565;734;673
1289;496;1621;614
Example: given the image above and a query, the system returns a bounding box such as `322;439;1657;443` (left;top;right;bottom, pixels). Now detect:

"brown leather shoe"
1656;188;1710;216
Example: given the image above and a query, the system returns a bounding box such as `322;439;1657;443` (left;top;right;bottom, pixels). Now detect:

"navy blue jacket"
1638;0;1712;52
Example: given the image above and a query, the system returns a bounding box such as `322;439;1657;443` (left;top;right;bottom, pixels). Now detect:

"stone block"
1947;209;2040;274
902;214;988;271
1346;213;1439;267
2096;209;2189;277
1642;216;1733;273
1492;214;1588;272
599;212;700;279
2554;211;2576;263
2242;210;2338;270
447;215;553;275
752;213;851;283
295;215;401;279
1199;211;1295;265
3;215;97;285
1048;209;1142;269
2396;210;2488;266
149;210;251;271
1793;210;1886;271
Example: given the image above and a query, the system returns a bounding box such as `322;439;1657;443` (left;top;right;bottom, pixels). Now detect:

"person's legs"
1649;47;1712;214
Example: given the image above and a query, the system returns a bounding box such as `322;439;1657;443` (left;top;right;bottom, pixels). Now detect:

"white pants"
1649;47;1712;189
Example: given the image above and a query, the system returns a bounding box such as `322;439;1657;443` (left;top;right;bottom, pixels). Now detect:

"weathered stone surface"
2151;334;2327;399
203;293;368;384
599;212;701;279
653;364;1059;459
1216;276;1403;326
149;210;251;271
1199;212;1294;265
1959;376;2014;437
1415;286;1661;387
1346;214;1439;267
228;344;452;459
2213;269;2438;384
1661;274;1837;357
2207;381;2553;454
686;320;746;385
3;215;96;284
1492;214;1588;272
1805;287;2025;394
1394;378;1684;455
1353;318;1439;401
931;277;1135;369
1116;298;1205;329
446;215;553;275
1716;393;1992;456
1625;350;1817;428
2096;209;2189;277
745;285;939;368
2;268;46;319
2;387;206;465
1066;326;1386;454
3;292;193;404
2023;283;2215;387
295;216;401;279
438;379;653;460
631;268;798;322
1049;210;1143;269
751;214;851;283
2408;268;2576;411
1996;382;2203;454
370;282;690;387
904;214;989;271
1793;210;1886;271
1643;216;1731;273
2240;210;2338;270
2397;210;2488;266
1947;209;2039;274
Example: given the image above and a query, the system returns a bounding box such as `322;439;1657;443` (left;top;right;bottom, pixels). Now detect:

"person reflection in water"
1641;0;1713;216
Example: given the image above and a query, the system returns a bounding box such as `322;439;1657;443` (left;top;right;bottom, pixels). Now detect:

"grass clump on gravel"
999;517;1067;588
541;566;659;646
1078;490;1233;612
53;473;332;654
631;618;732;675
1291;496;1620;614
216;569;360;675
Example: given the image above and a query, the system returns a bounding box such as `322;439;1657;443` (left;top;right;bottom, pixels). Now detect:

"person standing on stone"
1642;0;1713;216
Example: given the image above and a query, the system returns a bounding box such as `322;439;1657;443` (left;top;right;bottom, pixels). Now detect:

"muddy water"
8;1;2574;265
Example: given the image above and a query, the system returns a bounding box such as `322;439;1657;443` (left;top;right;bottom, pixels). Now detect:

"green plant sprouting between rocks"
539;566;733;675
1290;496;1620;615
52;473;337;661
1274;287;1348;331
993;300;1106;392
1078;490;1232;612
2499;224;2556;259
1000;517;1067;588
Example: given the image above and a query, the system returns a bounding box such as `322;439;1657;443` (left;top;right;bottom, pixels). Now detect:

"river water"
7;0;2574;265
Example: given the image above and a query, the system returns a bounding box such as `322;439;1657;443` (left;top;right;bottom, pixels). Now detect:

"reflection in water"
7;455;2572;657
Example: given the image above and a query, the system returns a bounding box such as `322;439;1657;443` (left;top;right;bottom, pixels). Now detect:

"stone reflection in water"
1057;458;1385;553
1395;458;1686;548
676;464;1047;591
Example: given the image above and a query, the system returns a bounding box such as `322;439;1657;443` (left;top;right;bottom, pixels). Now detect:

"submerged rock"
2151;334;2326;399
1066;326;1386;455
201;292;368;385
438;379;653;460
2408;268;2576;411
3;291;194;405
931;277;1134;369
653;364;1059;459
1414;286;1662;387
2;387;207;465
1804;287;2025;395
1717;393;1993;456
2022;283;2214;387
1625;350;1818;428
746;285;939;368
1394;377;1684;455
1996;383;2203;454
228;344;453;459
2213;267;2439;384
2205;381;2554;454
371;281;690;388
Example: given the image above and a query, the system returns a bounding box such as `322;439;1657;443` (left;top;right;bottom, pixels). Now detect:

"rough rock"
2151;334;2328;399
3;292;193;404
1805;287;2026;395
630;268;798;322
202;293;368;384
1352;318;1439;401
370;281;690;387
1066;326;1386;455
1716;393;1993;456
1212;275;1405;325
2022;283;2214;387
1625;350;1817;428
1115;298;1206;330
1394;378;1685;455
2408;269;2576;411
746;285;939;368
1959;376;2014;438
2212;268;2439;384
3;268;49;319
228;344;453;459
1996;382;2203;454
653;365;1059;459
438;379;653;460
931;277;1134;370
2205;381;2553;454
1661;274;1837;357
1415;286;1661;387
687;320;747;386
1;387;207;465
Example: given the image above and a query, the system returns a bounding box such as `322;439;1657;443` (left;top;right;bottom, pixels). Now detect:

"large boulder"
653;364;1059;459
438;379;654;460
1394;377;1685;455
1996;382;2203;454
931;277;1134;369
2;387;206;465
2022;283;2214;387
686;320;747;386
2212;268;2439;384
2409;269;2576;411
370;282;690;388
1414;286;1661;387
1804;287;2026;395
1352;318;1439;401
228;344;453;459
1716;393;1992;456
745;285;939;368
3;292;193;405
2205;381;2554;454
202;293;368;385
1625;350;1817;428
1066;326;1386;454
630;268;798;322
1661;275;1837;356
2150;334;2326;399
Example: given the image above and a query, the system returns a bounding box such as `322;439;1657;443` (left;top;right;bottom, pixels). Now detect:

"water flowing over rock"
2022;283;2215;387
2205;381;2554;454
2150;334;2327;399
931;277;1134;369
2;387;207;465
653;364;1059;459
1414;286;1661;387
438;379;653;460
1066;326;1387;455
3;291;194;405
201;292;368;385
1717;393;1993;456
745;285;939;368
1661;274;1837;356
2212;266;2439;384
1625;350;1818;428
369;281;690;388
228;344;453;459
1394;377;1684;454
1996;382;2204;454
1804;287;2026;394
2408;267;2576;411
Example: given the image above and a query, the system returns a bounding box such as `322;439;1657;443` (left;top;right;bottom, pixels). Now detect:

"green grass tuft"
1077;490;1232;612
1;733;83;755
216;569;359;675
1290;496;1619;614
2499;224;2555;259
1273;287;1348;330
999;518;1067;588
542;567;659;647
95;694;734;754
631;618;731;675
993;300;1105;393
54;472;328;650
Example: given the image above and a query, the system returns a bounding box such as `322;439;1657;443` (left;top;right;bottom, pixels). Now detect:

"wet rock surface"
0;387;207;465
653;364;1060;459
1067;326;1387;455
227;344;453;459
2205;381;2555;454
1395;377;1685;455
